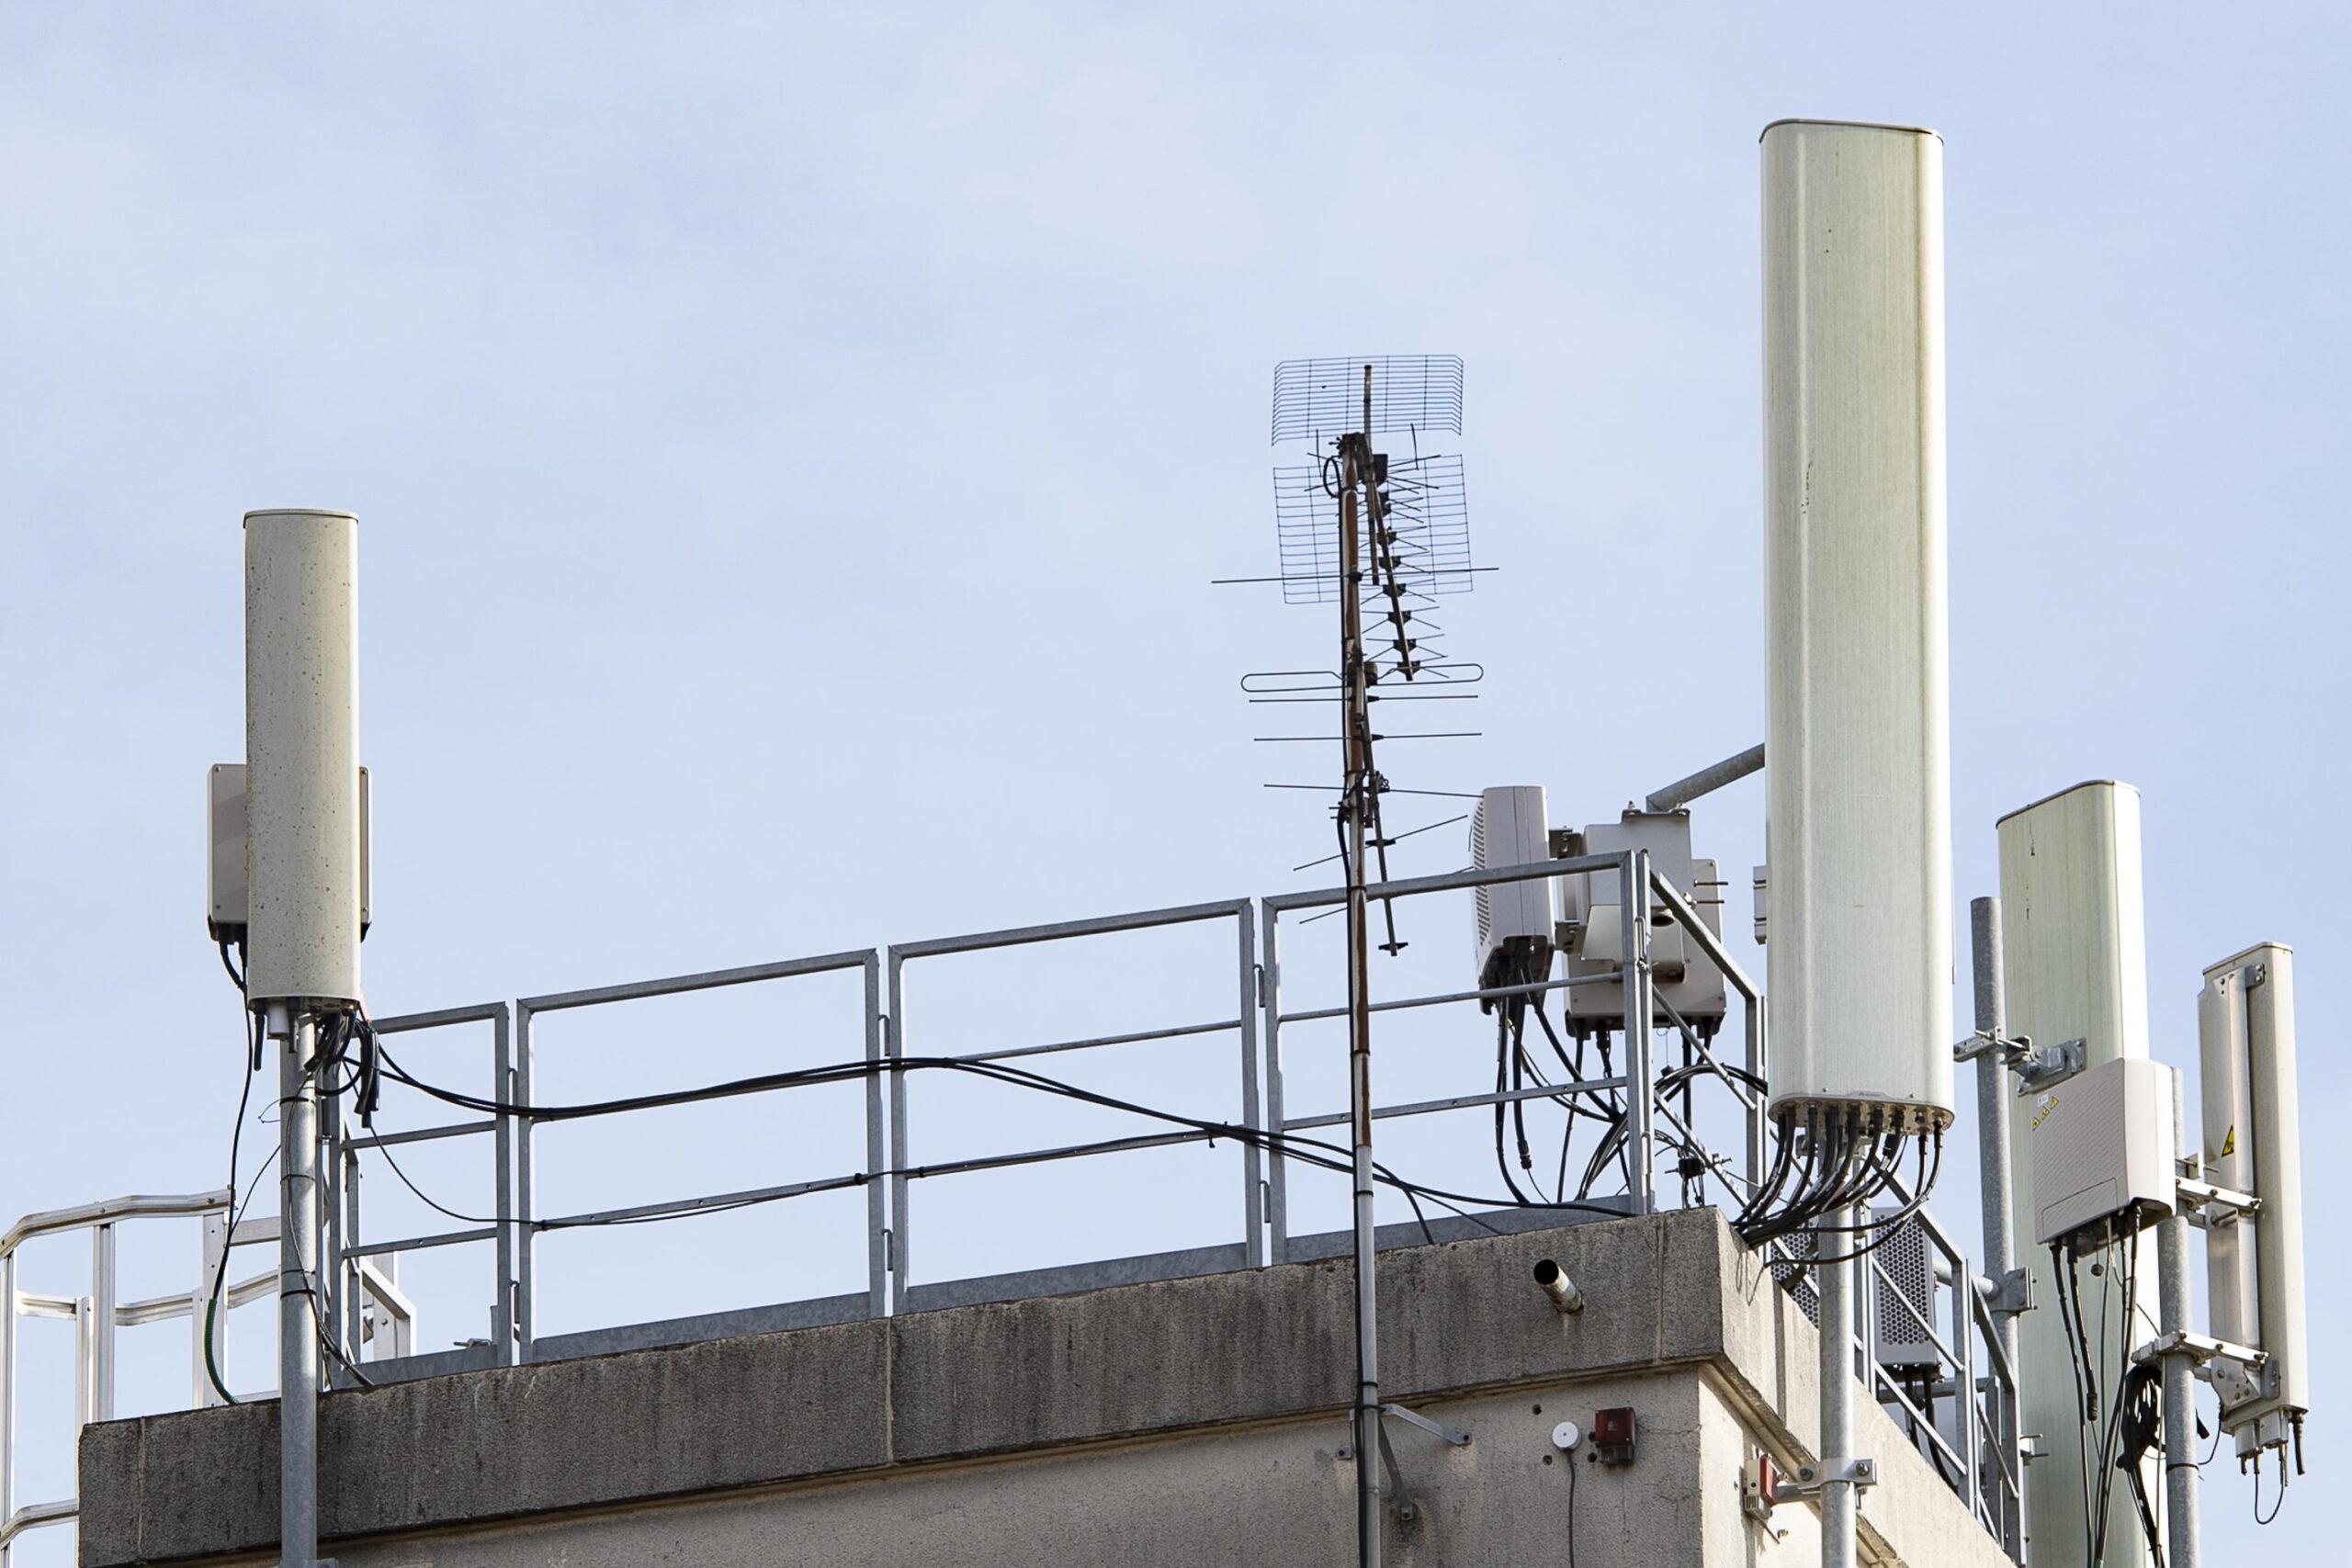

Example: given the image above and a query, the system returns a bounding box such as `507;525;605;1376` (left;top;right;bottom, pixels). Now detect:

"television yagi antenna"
1221;355;1487;947
1218;354;1489;1568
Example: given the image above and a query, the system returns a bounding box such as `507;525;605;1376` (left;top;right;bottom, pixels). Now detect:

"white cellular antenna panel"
243;509;363;1008
1471;785;1553;984
1760;118;1953;1123
1996;777;2158;1563
2199;943;2309;1447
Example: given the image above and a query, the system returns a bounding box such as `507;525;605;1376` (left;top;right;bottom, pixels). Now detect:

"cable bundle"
1735;1103;1942;1264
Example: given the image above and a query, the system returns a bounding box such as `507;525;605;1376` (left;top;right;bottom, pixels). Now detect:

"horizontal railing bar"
910;1129;1214;1178
340;1119;495;1152
1279;969;1622;1025
539;1174;856;1230
3;1188;230;1257
952;1016;1239;1065
341;1225;500;1260
370;1001;507;1034
0;1497;78;1545
225;1269;276;1310
1869;1363;1971;1472
892;898;1248;959
519;948;876;1015
116;1291;197;1326
17;1292;77;1319
1267;852;1620;914
536;1127;1234;1230
1284;1077;1628;1132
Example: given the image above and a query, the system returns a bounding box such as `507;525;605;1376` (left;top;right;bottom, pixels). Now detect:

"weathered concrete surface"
79;1209;2008;1568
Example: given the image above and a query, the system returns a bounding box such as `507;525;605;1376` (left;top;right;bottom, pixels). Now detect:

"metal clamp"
2175;1177;2261;1229
1332;1405;1471;1524
2016;1036;2086;1092
1976;1267;2032;1317
2131;1329;2265;1375
1772;1456;1877;1502
1954;1030;2084;1091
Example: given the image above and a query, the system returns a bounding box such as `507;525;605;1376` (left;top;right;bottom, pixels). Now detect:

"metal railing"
4;852;2019;1562
0;1191;414;1562
1863;1181;2027;1551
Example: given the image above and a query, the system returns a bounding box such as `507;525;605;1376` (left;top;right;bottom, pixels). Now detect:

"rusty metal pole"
1341;363;1383;1568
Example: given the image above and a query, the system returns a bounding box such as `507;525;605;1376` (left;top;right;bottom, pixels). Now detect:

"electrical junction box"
1591;1405;1636;1464
2032;1055;2177;1247
1556;809;1726;1028
209;762;371;943
1471;786;1555;993
1868;1210;1940;1373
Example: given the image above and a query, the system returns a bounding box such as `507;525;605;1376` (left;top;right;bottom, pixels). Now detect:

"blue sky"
2;5;2345;1562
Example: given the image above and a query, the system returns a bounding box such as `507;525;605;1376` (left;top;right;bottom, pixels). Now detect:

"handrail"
3;862;2019;1564
1;1190;231;1259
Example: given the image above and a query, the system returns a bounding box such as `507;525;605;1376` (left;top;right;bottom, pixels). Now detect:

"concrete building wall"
78;1211;2008;1568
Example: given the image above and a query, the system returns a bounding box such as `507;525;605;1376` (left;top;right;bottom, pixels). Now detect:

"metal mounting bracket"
2175;1177;2261;1229
1772;1456;1877;1502
1976;1267;2032;1317
2131;1329;2266;1374
1333;1405;1470;1523
1956;1029;2084;1092
1381;1402;1472;1448
2015;1036;2086;1093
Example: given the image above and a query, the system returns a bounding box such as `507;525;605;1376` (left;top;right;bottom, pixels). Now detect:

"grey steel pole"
2157;1072;2200;1567
1970;897;2023;1556
1619;851;1656;1214
277;1003;323;1568
1644;741;1765;814
1819;1205;1860;1568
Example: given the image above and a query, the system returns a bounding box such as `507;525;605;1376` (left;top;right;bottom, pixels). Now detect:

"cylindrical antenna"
243;509;362;1009
1760;119;1954;1129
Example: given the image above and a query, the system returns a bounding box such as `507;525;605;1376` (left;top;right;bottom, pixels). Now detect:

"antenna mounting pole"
1338;367;1385;1568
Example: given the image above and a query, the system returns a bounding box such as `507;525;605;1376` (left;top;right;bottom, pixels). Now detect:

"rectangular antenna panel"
2199;943;2308;1440
1472;786;1554;987
1760;120;1953;1124
1996;778;2159;1561
2032;1055;2177;1246
209;763;369;942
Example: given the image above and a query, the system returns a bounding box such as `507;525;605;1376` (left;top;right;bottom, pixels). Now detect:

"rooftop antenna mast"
1231;355;1477;1568
1333;372;1386;1568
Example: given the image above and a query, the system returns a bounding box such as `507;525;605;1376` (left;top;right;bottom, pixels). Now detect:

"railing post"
195;1208;231;1407
865;953;888;1319
90;1224;116;1422
1954;1243;1980;1528
515;1002;537;1363
886;950;910;1314
1235;903;1265;1269
1618;851;1655;1214
2;1249;14;1565
492;1002;517;1365
1261;907;1288;1263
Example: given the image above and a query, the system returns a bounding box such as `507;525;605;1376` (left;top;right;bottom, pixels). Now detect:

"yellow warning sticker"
2220;1125;2236;1158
